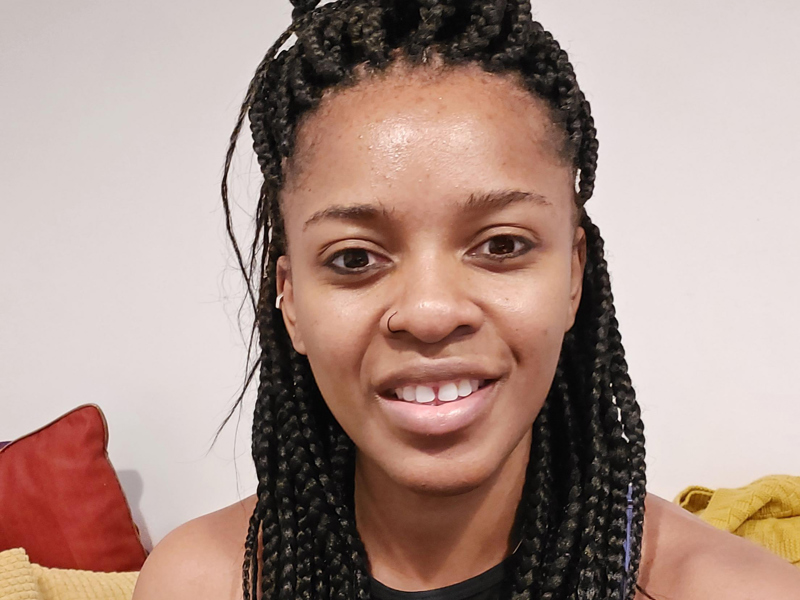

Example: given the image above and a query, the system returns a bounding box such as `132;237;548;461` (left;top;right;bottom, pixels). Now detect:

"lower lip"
377;381;498;437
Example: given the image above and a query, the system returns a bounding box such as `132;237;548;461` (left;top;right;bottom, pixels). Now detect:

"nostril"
383;303;483;346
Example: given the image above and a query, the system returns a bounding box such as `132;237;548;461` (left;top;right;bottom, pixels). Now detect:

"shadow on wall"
117;469;153;553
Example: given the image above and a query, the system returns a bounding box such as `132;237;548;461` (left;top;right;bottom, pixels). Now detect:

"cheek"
294;283;379;417
489;260;572;383
492;257;573;334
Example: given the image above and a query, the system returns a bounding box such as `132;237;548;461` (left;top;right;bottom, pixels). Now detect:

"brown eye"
341;249;369;268
328;248;384;272
473;234;532;260
488;235;517;255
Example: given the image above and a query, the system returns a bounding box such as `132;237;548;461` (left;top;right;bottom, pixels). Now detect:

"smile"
377;379;500;436
386;379;489;405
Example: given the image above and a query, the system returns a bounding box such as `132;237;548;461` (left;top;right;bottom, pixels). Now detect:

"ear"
566;226;587;332
276;255;307;355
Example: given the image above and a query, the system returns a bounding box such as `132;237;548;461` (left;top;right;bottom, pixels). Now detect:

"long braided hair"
220;1;649;599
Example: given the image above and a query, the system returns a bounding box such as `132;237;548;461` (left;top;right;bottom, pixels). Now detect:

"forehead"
281;63;574;227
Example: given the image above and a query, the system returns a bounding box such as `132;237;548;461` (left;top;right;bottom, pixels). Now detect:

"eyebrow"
303;203;395;231
302;189;550;231
459;189;550;212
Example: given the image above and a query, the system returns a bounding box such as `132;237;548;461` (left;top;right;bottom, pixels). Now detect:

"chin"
381;443;516;497
394;469;490;497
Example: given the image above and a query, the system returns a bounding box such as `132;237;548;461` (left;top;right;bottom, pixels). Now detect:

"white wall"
1;0;798;548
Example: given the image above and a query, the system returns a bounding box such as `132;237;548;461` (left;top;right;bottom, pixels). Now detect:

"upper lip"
374;360;503;395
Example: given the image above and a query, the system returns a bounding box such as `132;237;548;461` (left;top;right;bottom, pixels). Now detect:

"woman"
132;1;800;599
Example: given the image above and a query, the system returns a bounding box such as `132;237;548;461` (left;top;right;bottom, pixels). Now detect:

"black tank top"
369;555;512;600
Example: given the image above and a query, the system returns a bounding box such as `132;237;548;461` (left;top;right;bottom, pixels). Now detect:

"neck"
354;431;531;592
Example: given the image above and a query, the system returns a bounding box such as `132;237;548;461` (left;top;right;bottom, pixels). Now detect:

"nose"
384;254;484;345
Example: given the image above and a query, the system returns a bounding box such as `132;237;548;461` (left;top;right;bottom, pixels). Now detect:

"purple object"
620;482;634;597
0;441;9;450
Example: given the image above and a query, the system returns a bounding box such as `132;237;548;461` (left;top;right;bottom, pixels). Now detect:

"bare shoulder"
637;492;800;599
131;495;257;600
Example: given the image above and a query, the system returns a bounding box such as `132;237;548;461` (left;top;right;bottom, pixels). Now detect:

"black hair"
220;1;651;599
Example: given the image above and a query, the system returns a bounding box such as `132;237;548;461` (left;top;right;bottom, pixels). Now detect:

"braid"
406;0;452;57
221;2;648;598
507;395;554;598
290;0;322;22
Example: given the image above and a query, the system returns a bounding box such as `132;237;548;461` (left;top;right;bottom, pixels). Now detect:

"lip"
377;379;499;436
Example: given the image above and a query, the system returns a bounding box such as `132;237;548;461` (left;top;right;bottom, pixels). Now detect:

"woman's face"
276;64;585;495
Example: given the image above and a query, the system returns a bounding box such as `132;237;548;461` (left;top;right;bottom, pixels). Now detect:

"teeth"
415;385;436;404
391;378;485;403
438;382;459;402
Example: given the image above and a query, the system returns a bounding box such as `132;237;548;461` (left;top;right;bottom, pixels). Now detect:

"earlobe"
275;255;307;355
566;226;587;332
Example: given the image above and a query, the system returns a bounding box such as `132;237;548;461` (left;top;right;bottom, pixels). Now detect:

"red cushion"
0;404;147;571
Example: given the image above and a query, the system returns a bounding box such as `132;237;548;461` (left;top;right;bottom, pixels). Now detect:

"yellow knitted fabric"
674;474;800;567
0;548;138;600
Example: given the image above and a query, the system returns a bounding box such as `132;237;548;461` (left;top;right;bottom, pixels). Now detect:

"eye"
326;247;385;273
471;234;533;261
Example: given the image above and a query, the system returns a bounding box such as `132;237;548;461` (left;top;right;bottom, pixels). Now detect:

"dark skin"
132;64;800;600
276;63;583;589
